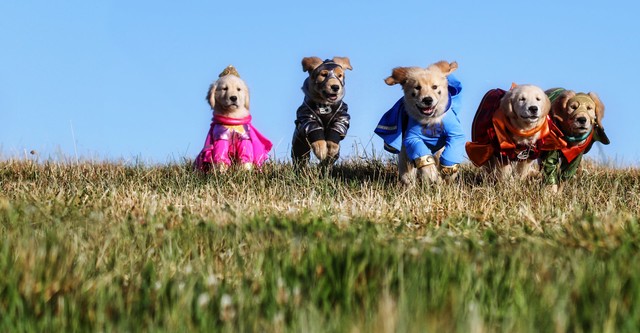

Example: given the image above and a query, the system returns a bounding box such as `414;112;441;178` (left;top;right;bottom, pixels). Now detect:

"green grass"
1;159;640;332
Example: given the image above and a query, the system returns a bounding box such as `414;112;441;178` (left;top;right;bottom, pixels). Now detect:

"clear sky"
1;1;638;165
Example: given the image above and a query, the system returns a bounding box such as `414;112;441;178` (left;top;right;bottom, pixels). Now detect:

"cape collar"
492;107;566;152
560;130;594;163
212;114;252;125
497;109;546;139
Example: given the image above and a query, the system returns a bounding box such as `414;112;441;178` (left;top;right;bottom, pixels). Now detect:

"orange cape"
465;108;567;166
560;131;594;163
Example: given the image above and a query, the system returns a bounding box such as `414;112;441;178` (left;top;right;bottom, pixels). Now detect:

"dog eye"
431;85;438;90
536;97;541;101
237;88;241;92
222;87;228;91
519;97;526;102
570;104;578;110
587;106;592;110
415;85;421;91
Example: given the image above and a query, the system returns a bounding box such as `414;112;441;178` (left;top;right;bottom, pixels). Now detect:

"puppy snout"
528;105;538;113
229;96;238;102
422;97;434;106
576;116;588;125
330;84;340;92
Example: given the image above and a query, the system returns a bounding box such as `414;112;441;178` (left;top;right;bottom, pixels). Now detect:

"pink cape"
194;114;273;170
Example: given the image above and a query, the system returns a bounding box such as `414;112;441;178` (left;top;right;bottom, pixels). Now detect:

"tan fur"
326;141;340;159
589;92;605;129
385;61;457;184
331;57;353;70
385;61;457;126
548;88;605;142
311;140;328;161
301;57;325;73
491;85;551;179
302;56;352;107
206;75;250;119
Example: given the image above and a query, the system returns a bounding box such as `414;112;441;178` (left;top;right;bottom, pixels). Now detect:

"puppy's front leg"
545;184;559;194
415;155;440;184
515;160;537;179
440;164;459;182
398;146;415;185
311;139;328;161
325;141;340;165
326;141;340;158
495;161;513;181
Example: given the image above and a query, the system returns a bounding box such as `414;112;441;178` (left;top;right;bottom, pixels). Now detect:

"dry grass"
1;158;639;332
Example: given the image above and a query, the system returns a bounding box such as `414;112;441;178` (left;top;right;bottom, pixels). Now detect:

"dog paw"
399;173;414;185
326;141;340;158
418;165;441;184
241;162;253;171
311;140;328;161
440;164;459;182
214;163;229;173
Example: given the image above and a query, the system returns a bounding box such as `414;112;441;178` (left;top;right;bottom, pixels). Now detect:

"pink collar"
213;114;252;125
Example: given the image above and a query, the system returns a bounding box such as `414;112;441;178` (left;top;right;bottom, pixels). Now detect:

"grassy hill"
1;159;639;332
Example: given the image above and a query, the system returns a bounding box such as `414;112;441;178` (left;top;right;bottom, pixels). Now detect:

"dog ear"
551;89;575;123
558;90;576;111
332;57;353;70
244;84;250;110
499;89;514;115
206;82;217;109
385;67;409;86
431;61;458;75
301;57;324;73
588;91;605;128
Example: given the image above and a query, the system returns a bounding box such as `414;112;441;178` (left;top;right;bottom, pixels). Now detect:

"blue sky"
1;1;638;165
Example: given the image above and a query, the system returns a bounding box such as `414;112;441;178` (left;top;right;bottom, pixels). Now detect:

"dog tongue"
421;107;435;115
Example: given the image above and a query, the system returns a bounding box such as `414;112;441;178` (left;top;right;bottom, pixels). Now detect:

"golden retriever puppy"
291;56;352;166
540;88;610;191
209;73;250;118
375;61;465;184
194;65;272;172
466;84;567;180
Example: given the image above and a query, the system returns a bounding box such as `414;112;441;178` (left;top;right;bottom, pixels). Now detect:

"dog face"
550;90;604;138
500;85;550;130
301;56;352;105
385;61;458;124
206;74;250;115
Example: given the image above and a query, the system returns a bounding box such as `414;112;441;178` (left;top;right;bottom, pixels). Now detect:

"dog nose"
229;96;238;102
528;105;538;113
330;84;340;92
576;116;588;125
422;97;433;106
